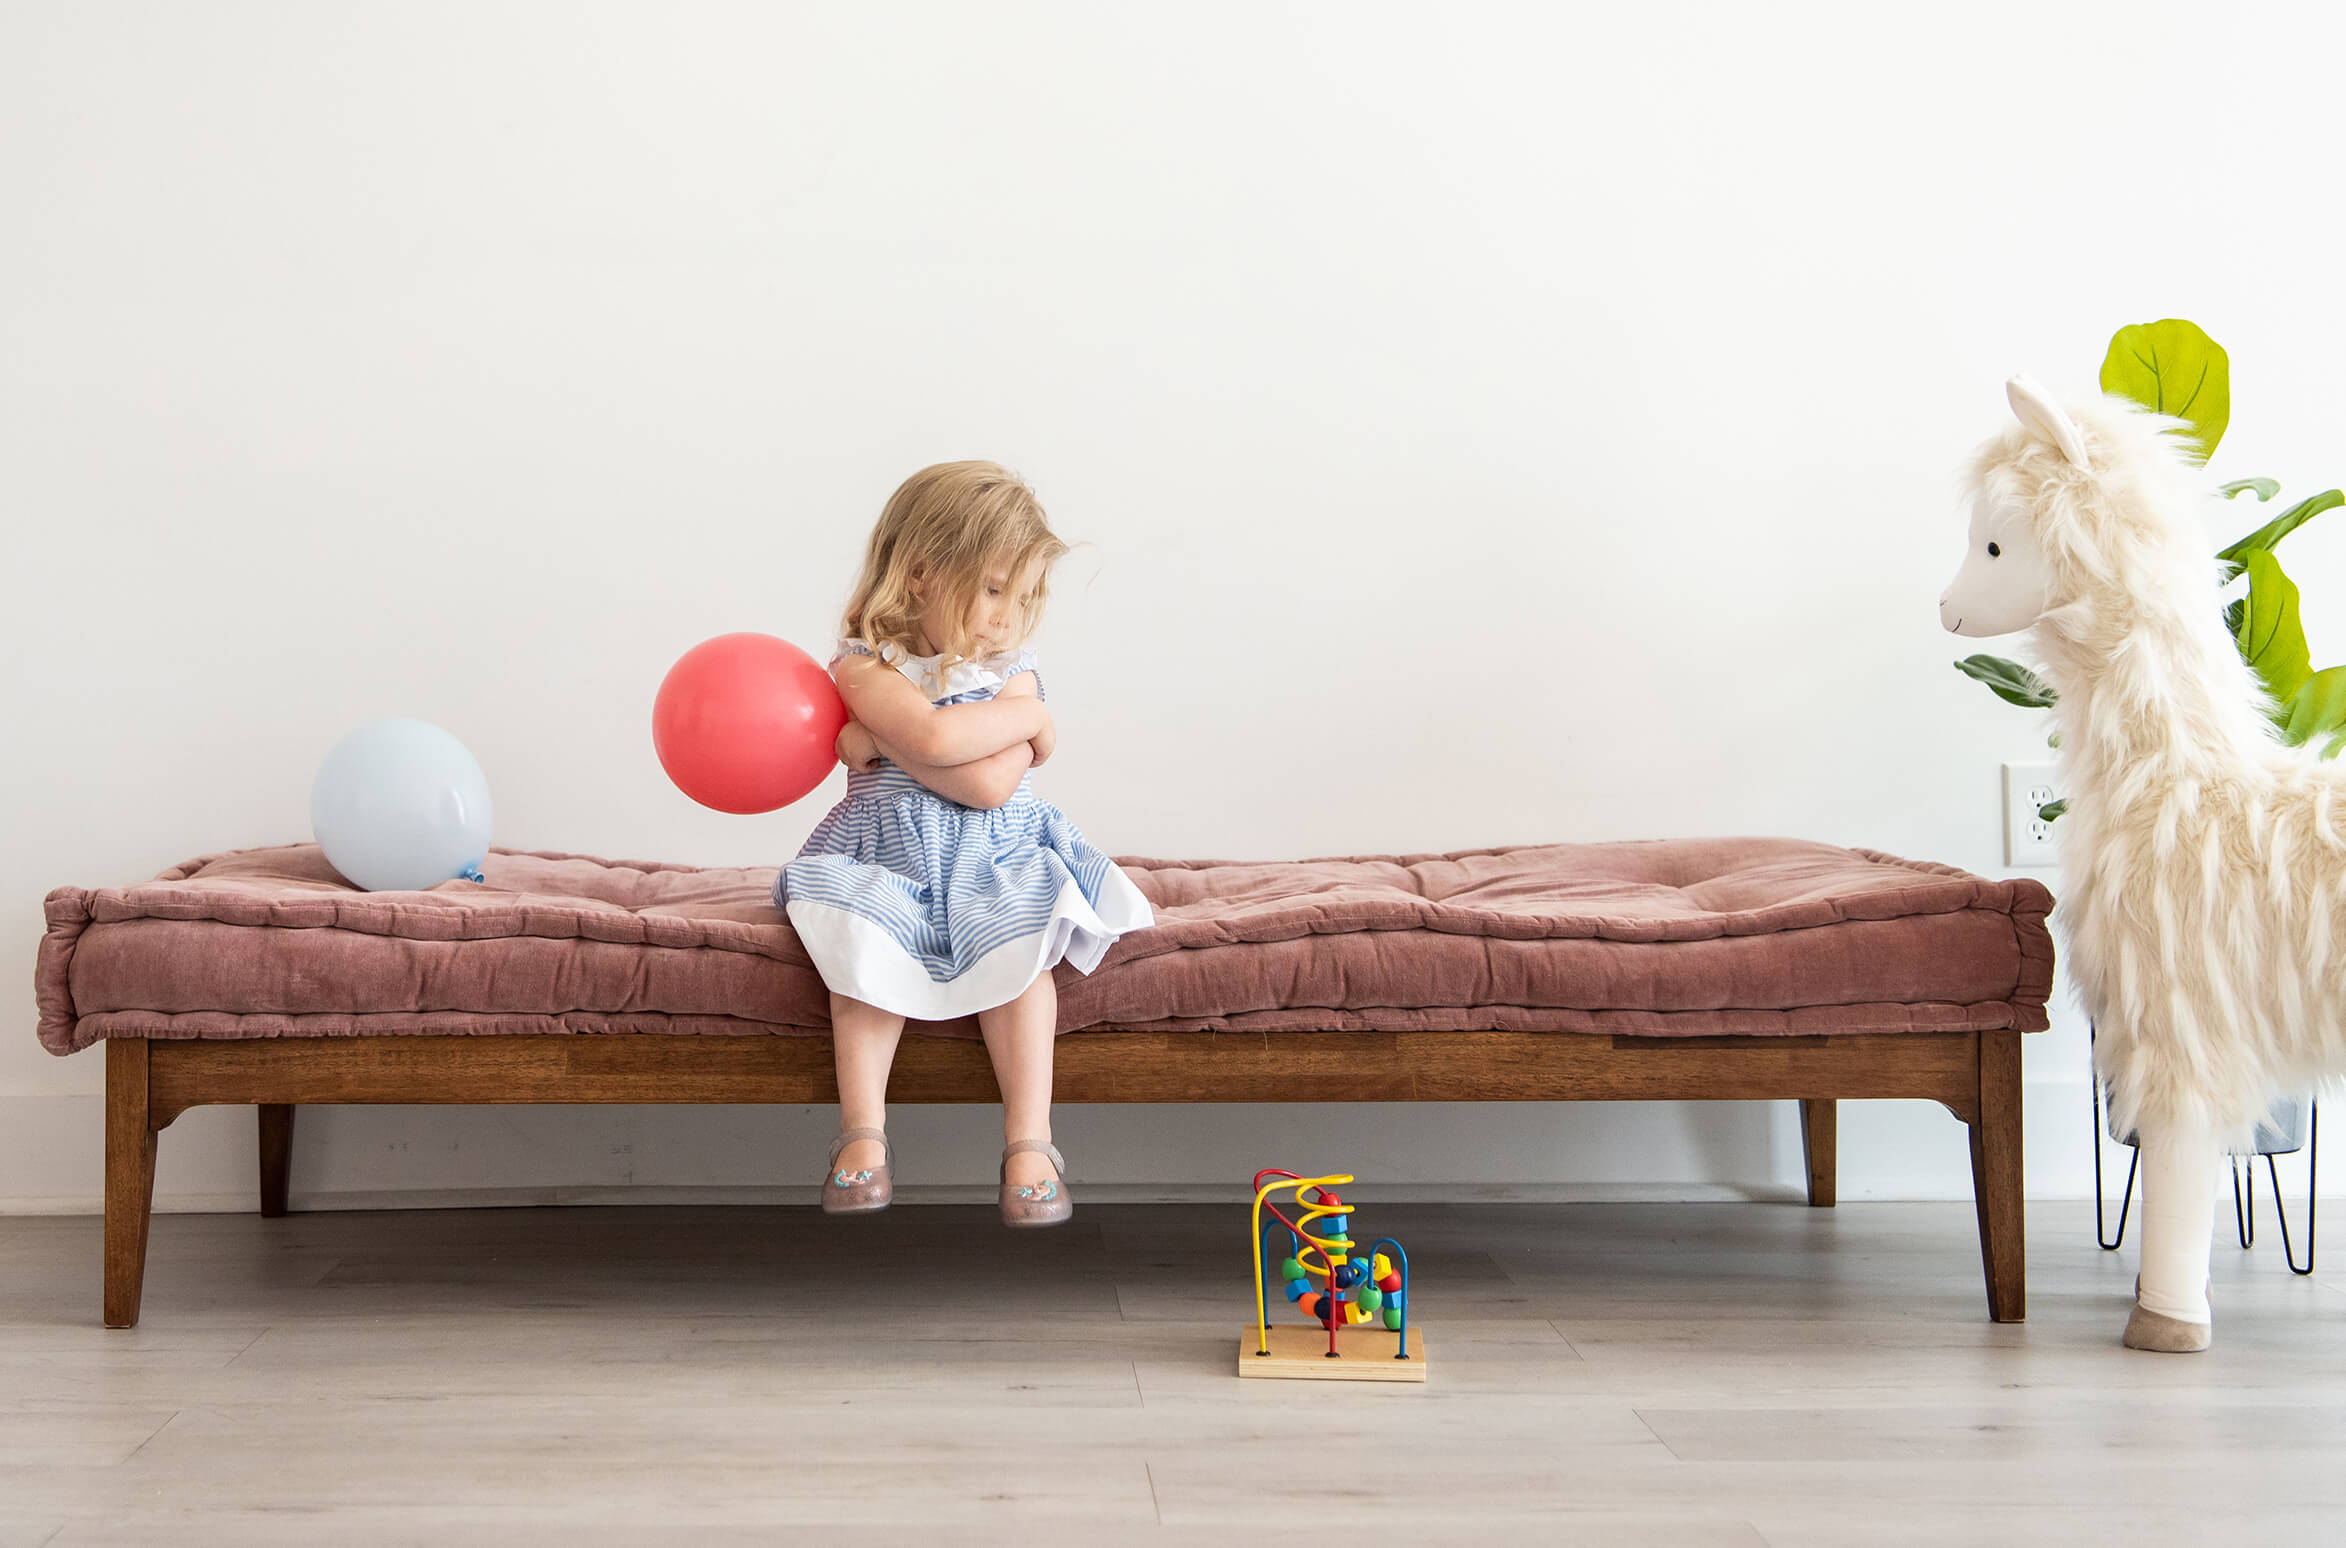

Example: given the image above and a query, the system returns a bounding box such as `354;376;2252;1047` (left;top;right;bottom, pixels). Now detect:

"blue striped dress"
775;638;1155;1021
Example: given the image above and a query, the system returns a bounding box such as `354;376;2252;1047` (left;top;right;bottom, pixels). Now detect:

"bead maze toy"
1240;1169;1426;1381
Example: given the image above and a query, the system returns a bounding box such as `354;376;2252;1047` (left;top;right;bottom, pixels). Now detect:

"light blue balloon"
310;719;492;891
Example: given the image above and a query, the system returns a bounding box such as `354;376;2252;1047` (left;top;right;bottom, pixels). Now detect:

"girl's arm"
835;653;1048;766
885;669;1040;807
869;736;1033;810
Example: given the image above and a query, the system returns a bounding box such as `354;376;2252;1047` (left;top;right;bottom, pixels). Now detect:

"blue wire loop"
1368;1236;1412;1357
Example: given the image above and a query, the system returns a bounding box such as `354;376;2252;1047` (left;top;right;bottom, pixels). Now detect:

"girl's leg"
977;971;1060;1192
831;991;906;1176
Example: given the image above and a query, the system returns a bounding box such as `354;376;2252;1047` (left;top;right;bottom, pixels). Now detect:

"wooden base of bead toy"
1237;1323;1428;1381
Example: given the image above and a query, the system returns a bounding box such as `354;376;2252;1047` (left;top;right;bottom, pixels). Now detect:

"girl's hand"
1027;709;1057;768
835;720;884;774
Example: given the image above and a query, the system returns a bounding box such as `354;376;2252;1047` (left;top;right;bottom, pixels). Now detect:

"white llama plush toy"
1941;377;2340;1352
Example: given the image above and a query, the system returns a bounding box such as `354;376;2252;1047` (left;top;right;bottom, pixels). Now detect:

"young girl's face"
931;554;1044;657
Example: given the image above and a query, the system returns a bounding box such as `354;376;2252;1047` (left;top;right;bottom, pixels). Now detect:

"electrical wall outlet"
2003;762;2063;867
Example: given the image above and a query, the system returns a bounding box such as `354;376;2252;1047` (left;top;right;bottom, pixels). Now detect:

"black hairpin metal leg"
2263;1102;2317;1276
2091;1054;2137;1251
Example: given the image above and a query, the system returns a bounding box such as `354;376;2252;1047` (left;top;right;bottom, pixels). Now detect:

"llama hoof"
2123;1300;2212;1353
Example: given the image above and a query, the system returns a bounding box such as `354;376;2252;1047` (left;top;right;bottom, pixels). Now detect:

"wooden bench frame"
101;1025;2028;1329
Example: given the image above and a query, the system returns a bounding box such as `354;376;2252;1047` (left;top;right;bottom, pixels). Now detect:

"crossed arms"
830;653;1057;811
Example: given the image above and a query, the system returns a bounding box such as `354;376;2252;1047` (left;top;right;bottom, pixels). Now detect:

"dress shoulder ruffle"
834;637;1036;704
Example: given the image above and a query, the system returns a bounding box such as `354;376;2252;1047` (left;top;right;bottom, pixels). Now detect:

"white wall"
7;2;2345;1213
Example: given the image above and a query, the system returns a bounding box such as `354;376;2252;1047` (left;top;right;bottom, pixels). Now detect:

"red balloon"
653;633;848;814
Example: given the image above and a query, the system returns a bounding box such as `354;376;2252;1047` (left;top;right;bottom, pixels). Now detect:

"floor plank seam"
1629;1407;1682;1461
218;1329;272;1371
117;1410;180;1465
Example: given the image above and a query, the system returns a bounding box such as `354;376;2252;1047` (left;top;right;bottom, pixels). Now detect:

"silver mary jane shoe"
821;1127;893;1215
998;1138;1072;1228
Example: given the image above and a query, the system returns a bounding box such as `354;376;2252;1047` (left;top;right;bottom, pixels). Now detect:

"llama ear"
2006;375;2090;468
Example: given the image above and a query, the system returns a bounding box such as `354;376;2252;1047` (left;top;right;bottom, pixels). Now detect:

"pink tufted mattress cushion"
34;839;2054;1055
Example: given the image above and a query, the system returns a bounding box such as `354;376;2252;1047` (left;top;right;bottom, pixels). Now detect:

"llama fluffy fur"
1967;393;2341;1149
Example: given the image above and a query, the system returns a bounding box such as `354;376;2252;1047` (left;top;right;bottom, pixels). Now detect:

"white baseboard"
0;1179;1818;1216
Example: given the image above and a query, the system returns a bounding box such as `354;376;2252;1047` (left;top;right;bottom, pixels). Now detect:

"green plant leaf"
2221;477;2281;501
2038;798;2069;822
2218;489;2346;581
2223;596;2246;637
2235;548;2314;708
1953;654;2057;708
2282;666;2346;753
2100;318;2230;459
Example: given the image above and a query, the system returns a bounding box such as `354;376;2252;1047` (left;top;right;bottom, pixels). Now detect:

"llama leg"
2127;1116;2218;1351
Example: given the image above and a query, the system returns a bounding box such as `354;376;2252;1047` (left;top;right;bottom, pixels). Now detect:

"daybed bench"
36;837;2054;1329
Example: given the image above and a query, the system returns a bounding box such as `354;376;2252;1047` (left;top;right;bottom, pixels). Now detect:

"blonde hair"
841;461;1069;679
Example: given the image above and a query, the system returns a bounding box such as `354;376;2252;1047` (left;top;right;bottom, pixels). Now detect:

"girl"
777;460;1154;1227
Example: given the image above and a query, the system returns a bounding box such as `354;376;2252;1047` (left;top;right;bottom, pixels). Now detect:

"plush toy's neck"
2034;577;2277;798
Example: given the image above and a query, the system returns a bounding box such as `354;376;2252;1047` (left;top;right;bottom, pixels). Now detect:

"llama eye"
1987;542;2002;558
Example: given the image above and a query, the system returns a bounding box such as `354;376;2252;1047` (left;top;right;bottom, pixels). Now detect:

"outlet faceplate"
2003;762;2063;868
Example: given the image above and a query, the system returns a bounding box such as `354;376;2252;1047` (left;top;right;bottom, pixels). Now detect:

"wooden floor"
3;1199;2342;1546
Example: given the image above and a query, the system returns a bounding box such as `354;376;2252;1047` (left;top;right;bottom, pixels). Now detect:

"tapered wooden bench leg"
1968;1028;2026;1322
105;1039;159;1329
1799;1099;1836;1207
258;1104;295;1217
